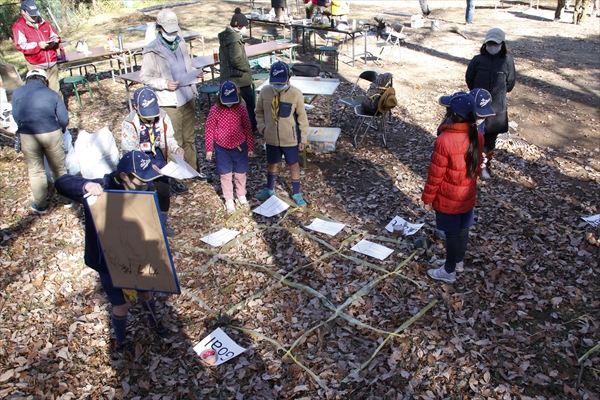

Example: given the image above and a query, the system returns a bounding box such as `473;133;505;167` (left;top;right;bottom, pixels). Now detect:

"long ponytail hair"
446;109;480;178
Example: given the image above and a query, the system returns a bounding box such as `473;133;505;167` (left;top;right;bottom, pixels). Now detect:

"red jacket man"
12;0;62;94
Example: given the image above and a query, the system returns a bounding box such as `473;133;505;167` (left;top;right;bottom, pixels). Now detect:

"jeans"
466;0;475;23
20;129;67;208
555;0;567;19
444;228;469;273
163;100;198;171
419;0;430;15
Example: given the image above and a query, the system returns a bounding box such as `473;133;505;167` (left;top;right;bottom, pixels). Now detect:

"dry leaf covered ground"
1;1;599;399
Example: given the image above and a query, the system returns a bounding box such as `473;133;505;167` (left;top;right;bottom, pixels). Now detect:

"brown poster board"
88;190;180;294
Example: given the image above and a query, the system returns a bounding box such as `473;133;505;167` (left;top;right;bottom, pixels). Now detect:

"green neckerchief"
159;32;179;52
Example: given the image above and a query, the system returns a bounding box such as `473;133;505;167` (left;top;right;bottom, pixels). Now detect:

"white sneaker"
427;266;456;283
435;259;464;273
238;195;248;205
480;168;491;180
225;199;236;214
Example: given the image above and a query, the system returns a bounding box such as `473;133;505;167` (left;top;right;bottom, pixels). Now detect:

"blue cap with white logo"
269;61;290;84
133;86;160;118
219;80;239;105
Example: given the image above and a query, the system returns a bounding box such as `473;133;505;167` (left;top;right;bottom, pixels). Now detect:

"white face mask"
161;31;178;42
271;83;288;92
486;43;501;55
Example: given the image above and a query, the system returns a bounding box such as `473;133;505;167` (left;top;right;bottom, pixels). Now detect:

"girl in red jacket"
422;92;484;283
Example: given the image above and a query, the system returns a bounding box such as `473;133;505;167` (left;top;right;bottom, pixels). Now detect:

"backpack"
361;72;393;115
291;63;331;78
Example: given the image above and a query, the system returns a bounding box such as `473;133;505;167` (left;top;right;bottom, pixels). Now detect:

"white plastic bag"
63;129;80;175
74;126;119;179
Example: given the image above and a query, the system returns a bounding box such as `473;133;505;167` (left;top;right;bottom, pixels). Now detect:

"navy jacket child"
55;150;171;354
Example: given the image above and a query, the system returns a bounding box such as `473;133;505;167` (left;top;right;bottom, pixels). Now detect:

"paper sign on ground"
581;214;600;227
160;153;199;179
306;218;345;236
201;228;240;247
385;216;424;236
252;195;289;217
351;239;394;260
193;328;246;366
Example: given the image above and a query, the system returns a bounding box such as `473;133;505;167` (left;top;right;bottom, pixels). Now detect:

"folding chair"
338;70;378;115
375;24;406;65
352;87;396;148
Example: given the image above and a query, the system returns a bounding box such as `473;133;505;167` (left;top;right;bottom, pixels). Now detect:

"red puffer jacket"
421;122;484;214
12;16;61;68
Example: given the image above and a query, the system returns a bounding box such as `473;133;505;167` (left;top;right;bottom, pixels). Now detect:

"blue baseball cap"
439;92;476;120
21;0;39;16
269;61;290;84
117;150;162;182
469;88;495;117
133;87;160;118
219;80;239;105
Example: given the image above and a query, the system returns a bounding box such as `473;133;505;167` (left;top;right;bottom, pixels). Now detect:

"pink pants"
220;172;247;200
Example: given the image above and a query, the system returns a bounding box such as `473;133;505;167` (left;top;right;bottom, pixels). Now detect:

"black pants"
153;180;170;213
444;228;469;273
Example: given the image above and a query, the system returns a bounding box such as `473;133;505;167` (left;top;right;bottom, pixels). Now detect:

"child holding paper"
122;86;184;237
205;80;254;214
422;92;484;283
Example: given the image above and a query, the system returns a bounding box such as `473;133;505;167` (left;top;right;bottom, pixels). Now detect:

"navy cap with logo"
117;150;162;182
269;61;290;84
21;0;39;16
469;88;495;117
219;80;239;105
133;86;160;118
439;92;476;120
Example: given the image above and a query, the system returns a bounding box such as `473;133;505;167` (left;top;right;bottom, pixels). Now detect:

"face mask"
24;12;39;24
161;31;178;42
486;43;501;55
139;115;157;125
271;83;288;92
125;176;149;191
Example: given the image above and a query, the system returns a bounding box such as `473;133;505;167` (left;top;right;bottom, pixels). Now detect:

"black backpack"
361;72;393;115
291;63;332;78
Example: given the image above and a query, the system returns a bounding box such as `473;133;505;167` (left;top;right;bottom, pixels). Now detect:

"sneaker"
480;168;491;180
114;338;134;354
225;199;236;214
164;225;176;238
427;266;456;283
238;195;248;205
170;181;188;195
31;202;48;214
254;188;275;201
148;320;170;339
435;259;464;273
292;193;307;207
194;172;212;183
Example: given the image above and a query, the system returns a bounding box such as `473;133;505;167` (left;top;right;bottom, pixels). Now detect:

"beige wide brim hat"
378;87;397;114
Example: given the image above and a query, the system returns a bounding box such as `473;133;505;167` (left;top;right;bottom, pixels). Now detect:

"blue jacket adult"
55;173;129;273
465;52;516;115
11;79;68;134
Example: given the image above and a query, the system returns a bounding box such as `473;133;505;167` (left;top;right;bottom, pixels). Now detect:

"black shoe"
194;172;213;183
114;339;135;355
149;320;170;339
170;181;188;195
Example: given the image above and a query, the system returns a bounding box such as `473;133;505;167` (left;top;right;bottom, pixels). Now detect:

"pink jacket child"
205;81;254;214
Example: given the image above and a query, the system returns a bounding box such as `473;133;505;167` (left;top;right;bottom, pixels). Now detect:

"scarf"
159;32;179;52
139;117;159;155
271;89;280;125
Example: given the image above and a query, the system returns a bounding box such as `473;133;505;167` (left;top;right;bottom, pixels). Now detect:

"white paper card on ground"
581;214;600;227
306;218;345;236
201;228;240;247
351;239;394;260
385;216;424;236
193;328;246;366
252;195;289;217
160;153;199;179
